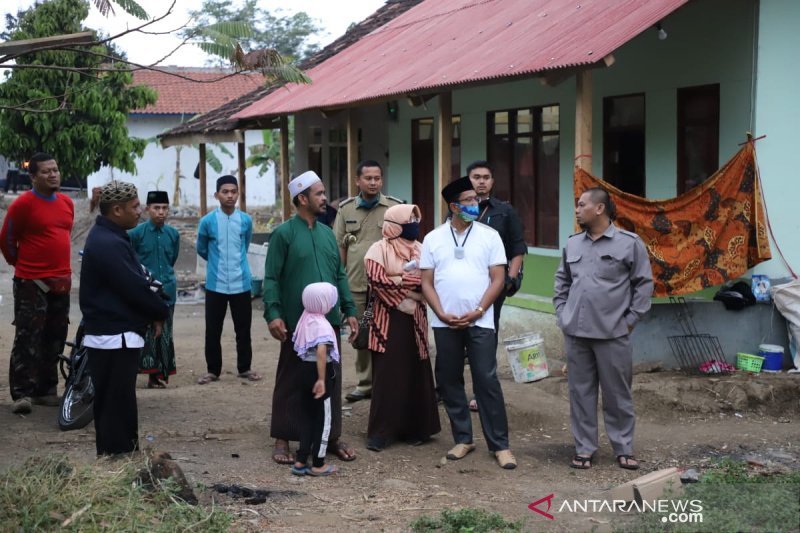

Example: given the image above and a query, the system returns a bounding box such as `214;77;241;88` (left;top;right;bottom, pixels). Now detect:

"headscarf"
292;282;340;362
364;204;422;284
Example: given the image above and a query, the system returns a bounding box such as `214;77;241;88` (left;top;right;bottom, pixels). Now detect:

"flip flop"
147;378;167;389
570;455;593;469
238;370;263;382
272;446;295;465
617;454;640;470
307;464;338;477
330;440;357;461
291;464;309;476
196;373;219;385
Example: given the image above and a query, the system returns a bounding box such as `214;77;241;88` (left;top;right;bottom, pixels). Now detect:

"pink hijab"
292;282;340;362
364;204;422;283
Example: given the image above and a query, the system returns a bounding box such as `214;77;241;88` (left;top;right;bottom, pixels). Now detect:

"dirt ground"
0;208;799;532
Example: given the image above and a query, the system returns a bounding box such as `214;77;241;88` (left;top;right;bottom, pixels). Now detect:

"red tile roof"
131;67;263;115
235;0;688;119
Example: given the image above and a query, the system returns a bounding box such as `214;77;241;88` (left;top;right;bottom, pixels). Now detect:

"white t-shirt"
420;220;507;329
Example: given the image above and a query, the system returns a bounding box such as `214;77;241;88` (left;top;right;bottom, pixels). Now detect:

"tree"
183;0;322;65
0;0;157;183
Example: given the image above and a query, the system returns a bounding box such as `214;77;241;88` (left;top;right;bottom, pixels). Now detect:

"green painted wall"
752;0;800;280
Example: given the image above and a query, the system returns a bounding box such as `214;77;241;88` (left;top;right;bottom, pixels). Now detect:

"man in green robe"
129;190;180;388
264;170;359;465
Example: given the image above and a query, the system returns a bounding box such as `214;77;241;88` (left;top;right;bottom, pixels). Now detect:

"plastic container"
758;344;784;372
736;352;764;373
503;333;548;383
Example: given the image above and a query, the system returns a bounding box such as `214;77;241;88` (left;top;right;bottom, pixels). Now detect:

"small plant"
410;507;525;532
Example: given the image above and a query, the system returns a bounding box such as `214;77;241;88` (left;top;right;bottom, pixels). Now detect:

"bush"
410;507;525;532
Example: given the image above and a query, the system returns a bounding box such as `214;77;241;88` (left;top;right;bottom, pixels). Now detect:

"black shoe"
346;389;371;402
405;436;431;447
366;437;386;452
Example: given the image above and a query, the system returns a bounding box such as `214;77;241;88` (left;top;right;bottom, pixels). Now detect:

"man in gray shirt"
553;187;653;470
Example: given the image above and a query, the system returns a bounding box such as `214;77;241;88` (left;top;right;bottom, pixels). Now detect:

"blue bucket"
758;344;784;372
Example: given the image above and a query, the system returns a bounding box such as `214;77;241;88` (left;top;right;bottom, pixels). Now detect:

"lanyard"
450;223;474;248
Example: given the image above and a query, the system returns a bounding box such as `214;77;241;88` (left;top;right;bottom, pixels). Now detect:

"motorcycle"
57;325;94;431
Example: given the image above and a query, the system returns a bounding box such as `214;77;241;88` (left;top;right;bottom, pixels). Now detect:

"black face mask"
399;221;420;241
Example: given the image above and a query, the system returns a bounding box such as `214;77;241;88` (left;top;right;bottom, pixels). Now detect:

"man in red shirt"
0;153;74;414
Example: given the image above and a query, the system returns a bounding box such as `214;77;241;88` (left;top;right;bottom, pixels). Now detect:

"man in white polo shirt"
420;176;516;470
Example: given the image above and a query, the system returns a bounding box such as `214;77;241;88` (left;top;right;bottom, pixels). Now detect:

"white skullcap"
288;170;322;199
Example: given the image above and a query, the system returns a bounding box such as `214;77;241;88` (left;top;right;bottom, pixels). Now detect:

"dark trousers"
87;347;140;455
204;289;252;376
434;326;509;452
296;361;334;468
9;278;69;400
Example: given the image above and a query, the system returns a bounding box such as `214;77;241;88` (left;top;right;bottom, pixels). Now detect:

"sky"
2;0;386;66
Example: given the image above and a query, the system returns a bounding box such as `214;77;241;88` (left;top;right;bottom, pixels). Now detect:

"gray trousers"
352;291;372;393
434;326;509;452
565;334;635;457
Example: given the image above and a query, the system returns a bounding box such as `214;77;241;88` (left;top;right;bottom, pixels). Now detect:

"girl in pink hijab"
290;282;340;476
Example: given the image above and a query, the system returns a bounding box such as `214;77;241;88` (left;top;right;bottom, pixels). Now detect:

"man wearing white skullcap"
263;171;360;464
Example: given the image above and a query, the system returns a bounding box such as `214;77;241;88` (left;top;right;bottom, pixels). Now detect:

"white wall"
87;115;276;207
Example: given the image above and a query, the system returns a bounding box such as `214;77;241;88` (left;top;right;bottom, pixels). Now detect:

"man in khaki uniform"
333;160;403;402
554;187;653;471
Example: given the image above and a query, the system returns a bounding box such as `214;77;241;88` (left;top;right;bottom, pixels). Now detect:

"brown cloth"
368;309;440;442
574;142;771;297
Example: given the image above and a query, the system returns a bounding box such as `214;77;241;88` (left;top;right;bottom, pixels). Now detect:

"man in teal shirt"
129;190;180;388
264;170;359;465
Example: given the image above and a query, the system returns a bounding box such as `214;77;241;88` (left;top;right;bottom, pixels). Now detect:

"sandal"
147;377;167;389
272;443;295;465
291;463;309;476
570;455;593;469
196;373;219;385
238;370;263;382
308;464;338;477
617;454;640;470
329;439;357;461
468;398;479;412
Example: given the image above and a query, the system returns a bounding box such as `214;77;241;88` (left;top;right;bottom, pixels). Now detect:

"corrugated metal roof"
234;0;688;119
159;0;423;140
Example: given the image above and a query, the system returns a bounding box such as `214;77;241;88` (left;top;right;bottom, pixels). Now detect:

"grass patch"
616;458;800;533
410;507;525;532
0;455;232;532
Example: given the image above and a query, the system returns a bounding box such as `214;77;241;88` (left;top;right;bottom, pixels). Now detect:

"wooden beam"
575;70;592;173
346;110;358;198
0;31;93;57
437;91;453;221
198;143;208;216
280;116;291;222
237;141;247;213
160;130;244;148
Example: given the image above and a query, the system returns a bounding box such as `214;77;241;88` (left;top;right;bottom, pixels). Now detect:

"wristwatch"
475;305;485;316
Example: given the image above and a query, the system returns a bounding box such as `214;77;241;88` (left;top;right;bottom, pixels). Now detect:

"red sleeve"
0;196;25;265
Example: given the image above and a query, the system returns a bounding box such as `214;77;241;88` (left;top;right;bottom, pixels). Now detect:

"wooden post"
346;109;358;198
437;91;453;221
198;143;207;216
575;70;592;173
237;140;247;213
280;115;291;222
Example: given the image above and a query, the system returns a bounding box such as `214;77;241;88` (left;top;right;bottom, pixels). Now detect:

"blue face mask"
456;203;480;222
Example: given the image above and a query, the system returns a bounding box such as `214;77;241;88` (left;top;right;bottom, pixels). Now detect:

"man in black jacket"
79;181;169;456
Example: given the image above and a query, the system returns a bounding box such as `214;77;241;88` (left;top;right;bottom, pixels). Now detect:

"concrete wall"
499;301;792;370
87;116;276;207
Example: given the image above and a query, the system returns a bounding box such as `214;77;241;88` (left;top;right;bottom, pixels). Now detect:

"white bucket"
503;333;548;383
247;243;268;280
